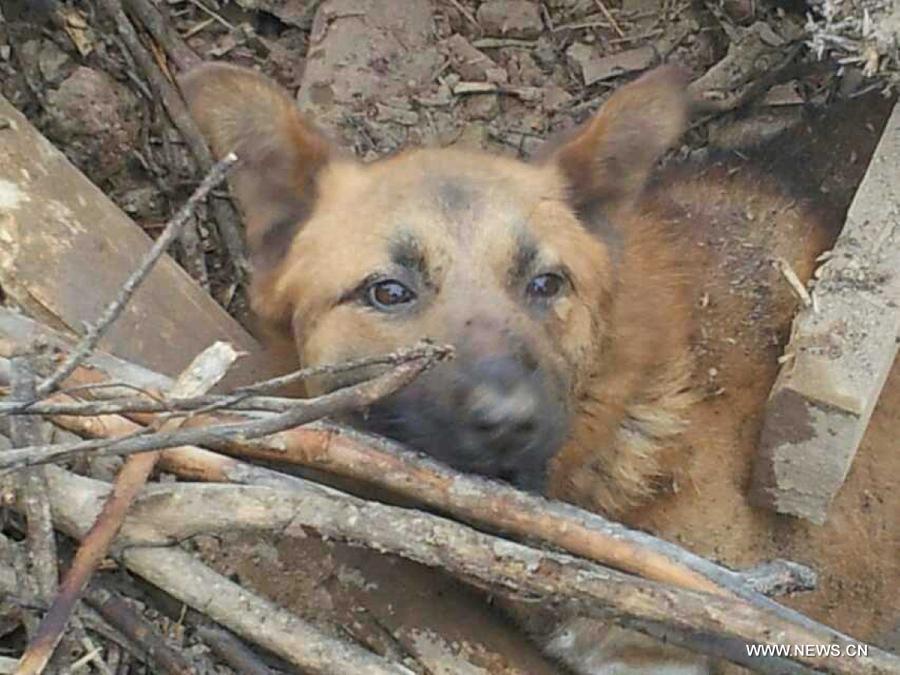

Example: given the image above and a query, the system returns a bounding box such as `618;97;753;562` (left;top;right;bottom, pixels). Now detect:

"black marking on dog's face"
388;233;432;288
510;234;540;286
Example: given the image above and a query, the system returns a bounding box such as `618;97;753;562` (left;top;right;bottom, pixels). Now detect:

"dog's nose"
463;357;541;449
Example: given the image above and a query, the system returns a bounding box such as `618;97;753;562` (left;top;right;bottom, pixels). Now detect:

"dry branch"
123;0;201;72
8;356;58;609
84;587;194;675
97;0;247;274
194;625;274;675
0;312;893;673
126;548;411;675
15;343;238;675
33;468;898;675
0;342;452;417
0;354;442;472
24;467;410;674
34;153;238;399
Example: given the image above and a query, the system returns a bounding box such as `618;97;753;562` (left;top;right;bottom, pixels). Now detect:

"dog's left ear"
179;62;335;271
547;65;690;217
180;62;343;335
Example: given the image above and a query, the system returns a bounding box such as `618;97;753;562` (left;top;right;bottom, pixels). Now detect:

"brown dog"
182;63;834;673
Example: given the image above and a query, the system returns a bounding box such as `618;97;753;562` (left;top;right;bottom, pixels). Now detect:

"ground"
0;0;897;673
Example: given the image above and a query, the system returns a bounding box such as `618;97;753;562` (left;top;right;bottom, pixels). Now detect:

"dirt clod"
477;0;544;39
45;67;140;178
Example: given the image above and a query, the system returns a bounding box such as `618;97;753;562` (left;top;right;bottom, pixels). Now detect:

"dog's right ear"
180;63;334;270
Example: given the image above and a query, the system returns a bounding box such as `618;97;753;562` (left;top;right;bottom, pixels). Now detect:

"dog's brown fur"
182;63;711;513
181;63;884;673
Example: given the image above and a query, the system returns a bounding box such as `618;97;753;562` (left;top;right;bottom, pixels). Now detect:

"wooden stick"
123;0;201;72
35;468;898;675
0;342;452;417
15;343;239;675
8;356;58;610
126;547;410;675
97;0;247;275
0;321;832;645
84;587;194;675
0;354;441;471
34;153;238;398
0;314;884;672
194;626;274;675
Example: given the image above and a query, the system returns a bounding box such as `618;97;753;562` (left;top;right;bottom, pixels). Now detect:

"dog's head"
182;63;689;491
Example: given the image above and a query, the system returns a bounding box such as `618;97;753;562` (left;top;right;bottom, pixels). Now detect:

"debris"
45;67;139;178
752;100;900;524
58;6;96;57
441;33;497;81
763;80;806;106
568;43;656;84
476;0;544;40
688;20;805;113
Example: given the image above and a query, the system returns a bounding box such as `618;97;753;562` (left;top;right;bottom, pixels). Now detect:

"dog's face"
183;64;688;491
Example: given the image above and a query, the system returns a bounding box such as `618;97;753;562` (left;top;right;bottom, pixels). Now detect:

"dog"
182;62;835;674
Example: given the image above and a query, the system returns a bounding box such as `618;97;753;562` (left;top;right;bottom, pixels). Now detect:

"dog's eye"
366;279;417;310
526;273;566;301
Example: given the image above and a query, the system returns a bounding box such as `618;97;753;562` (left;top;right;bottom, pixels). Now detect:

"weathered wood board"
0;93;278;388
751;100;900;524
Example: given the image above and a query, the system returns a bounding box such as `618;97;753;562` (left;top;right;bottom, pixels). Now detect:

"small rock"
566;42;594;76
763;81;805;106
477;0;543;39
568;43;655;85
45;67;140;178
118;186;164;217
506;51;543;86
721;0;755;24
533;37;558;71
451;122;489;149
441;34;496;81
375;103;420;126
485;67;509;84
462;93;500;120
37;40;73;86
543;85;574;112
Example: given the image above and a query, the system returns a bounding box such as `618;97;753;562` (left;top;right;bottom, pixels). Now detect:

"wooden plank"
0;93;279;388
751;100;900;524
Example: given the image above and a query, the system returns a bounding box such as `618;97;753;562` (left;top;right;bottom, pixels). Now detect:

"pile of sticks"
1;159;898;675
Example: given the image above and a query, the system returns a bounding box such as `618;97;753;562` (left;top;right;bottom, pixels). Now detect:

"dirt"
0;0;898;673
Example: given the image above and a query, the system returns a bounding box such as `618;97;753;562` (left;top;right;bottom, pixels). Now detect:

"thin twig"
195;626;274;675
34;153;237;399
773;257;814;309
123;0;201;71
9;355;58;605
593;0;626;37
15;343;238;675
85;586;194;674
0;342;452;417
233;341;452;395
98;0;248;277
0;352;444;471
442;0;480;31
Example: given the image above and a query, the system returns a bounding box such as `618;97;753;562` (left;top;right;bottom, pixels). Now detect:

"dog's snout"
463;358;541;448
